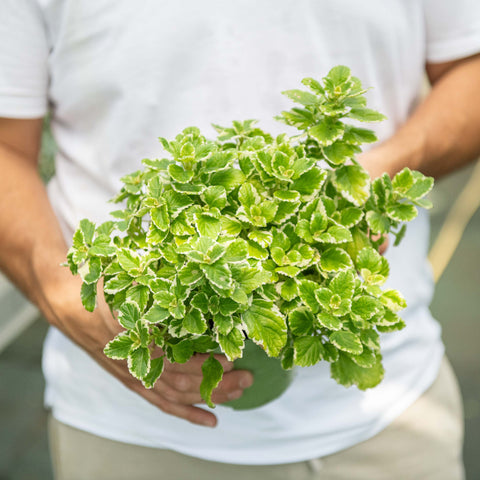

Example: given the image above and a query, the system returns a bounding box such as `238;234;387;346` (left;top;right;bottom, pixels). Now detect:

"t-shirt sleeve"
423;0;480;63
0;0;49;118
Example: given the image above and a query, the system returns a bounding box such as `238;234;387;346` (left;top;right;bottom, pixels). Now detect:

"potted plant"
66;66;433;409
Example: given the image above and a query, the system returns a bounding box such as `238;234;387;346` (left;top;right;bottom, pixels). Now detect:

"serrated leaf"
125;284;150;312
351;295;383;320
330;331;363;355
178;262;204;286
169;339;194;363
298;279;320;313
104;272;133;294
242;299;287;356
223;239;248;263
142;356;165;388
104;333;134;359
117;249;141;273
191;292;209;313
380;290;407;311
201;185;227;209
281;278;298;301
329;270;355;299
79;219;95;245
291;167;327;196
320;248;353;272
349;108;386;122
143;305;170;324
217;328;244;361
200;355;224;408
79;257;102;285
282;89;319;106
366;211;390;234
309;120;344;147
194;213;221;238
339;207;363;228
294;336;323;367
246;239;269;260
331;351;384;390
80;282;97;312
289;308;315;335
151;204;169;231
322;142;356;165
356;247;389;276
202;262;232;289
118;302;141;330
128;346;151;380
333;164;371;207
168;164;194;183
210;168;246;191
183;308;207;335
317;311;343;330
386;203;418;222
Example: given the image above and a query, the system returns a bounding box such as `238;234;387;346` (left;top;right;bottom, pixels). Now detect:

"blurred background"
0;120;479;479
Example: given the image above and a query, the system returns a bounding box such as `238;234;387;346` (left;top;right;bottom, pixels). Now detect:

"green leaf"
79;219;95;245
242;299;287;356
201;185;227;209
178;262;204;286
349;108;386;122
202;262;232;289
151;204;169;231
223;239;248;263
331;352;384;390
309;120;344;147
282;89;319;106
169;339;194;363
195;213;222;238
191;292;210;313
294;336;323;367
217;328;244;361
79;257;102;285
338;207;363;228
366;211;391;234
329;270;355;299
125;284;150;312
210;168;246;191
380;290;407;312
168;164;194;183
333;164;371;207
344;126;377;144
317;311;342;330
128;346;151;380
117;249;141;273
289;308;315;335
351;295;383;320
386;203;418;222
104;272;133;295
143;305;170;324
298;279;320;313
200;354;224;408
291;167;327;196
327;65;351;86
118;302;141;330
392;168;414;193
89;235;116;256
301;77;325;95
183;308;207;335
80;282;97;312
322;142;356;165
104;333;134;360
281;278;298;301
330;331;363;355
142;356;165;388
320;248;353;272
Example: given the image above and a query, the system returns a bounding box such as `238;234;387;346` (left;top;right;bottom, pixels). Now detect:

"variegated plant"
66;66;433;407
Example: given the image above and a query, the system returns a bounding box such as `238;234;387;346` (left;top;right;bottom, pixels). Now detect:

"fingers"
166;353;234;373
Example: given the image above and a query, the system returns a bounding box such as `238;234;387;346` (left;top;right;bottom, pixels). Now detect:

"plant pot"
221;339;294;410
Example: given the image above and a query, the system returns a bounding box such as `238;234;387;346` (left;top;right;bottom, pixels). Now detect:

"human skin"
0;54;479;427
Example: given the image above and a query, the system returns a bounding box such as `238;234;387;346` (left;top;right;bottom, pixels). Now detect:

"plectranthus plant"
66;66;433;407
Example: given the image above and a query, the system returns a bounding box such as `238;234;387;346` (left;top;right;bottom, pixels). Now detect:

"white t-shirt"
1;0;480;465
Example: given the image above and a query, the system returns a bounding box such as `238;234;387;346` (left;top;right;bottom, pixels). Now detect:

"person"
1;1;479;478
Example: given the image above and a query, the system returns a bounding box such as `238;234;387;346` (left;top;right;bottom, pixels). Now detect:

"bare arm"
0;118;252;427
360;54;480;179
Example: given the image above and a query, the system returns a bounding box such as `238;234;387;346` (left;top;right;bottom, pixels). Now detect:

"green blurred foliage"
38;117;56;183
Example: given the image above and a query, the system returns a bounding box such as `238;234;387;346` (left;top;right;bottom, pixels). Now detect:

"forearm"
361;54;480;179
0;139;96;341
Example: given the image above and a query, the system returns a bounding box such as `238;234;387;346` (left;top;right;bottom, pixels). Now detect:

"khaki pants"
48;356;464;480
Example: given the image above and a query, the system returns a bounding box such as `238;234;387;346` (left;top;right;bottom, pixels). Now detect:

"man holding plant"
1;1;480;479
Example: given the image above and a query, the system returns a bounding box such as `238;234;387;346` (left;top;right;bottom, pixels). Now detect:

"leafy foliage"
66;66;433;405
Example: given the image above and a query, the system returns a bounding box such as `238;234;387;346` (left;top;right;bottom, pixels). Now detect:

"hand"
54;278;253;428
